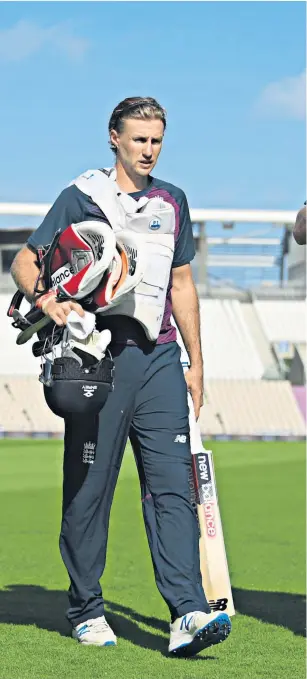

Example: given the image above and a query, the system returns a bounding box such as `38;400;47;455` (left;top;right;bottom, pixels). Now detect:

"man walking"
11;97;231;657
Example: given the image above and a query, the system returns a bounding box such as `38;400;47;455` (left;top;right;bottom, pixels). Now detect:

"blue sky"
0;1;305;229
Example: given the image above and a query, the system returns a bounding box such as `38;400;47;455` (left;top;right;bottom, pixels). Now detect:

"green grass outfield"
0;439;305;679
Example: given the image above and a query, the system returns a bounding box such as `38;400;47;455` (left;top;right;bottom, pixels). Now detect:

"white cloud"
0;20;89;62
254;71;306;121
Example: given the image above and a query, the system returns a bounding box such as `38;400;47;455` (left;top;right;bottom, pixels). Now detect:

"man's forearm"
10;247;44;303
172;279;202;368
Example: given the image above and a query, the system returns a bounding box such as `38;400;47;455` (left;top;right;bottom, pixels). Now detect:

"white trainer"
168;610;231;657
72;615;117;646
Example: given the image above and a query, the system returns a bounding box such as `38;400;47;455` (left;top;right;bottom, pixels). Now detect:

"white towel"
96;329;112;356
66;310;96;340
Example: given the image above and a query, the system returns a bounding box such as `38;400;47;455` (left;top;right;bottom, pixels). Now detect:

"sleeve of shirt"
27;185;87;251
172;191;196;268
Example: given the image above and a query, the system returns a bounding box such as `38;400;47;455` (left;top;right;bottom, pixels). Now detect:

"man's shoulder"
57;180;101;214
56;182;87;205
150;177;187;204
41;179;107;225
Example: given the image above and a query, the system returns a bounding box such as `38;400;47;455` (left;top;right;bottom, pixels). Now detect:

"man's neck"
115;161;149;193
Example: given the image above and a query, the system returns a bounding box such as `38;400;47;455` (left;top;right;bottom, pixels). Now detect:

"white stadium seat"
0;376;63;433
0;294;37;375
254;301;306;344
203;380;305;437
200;299;265;379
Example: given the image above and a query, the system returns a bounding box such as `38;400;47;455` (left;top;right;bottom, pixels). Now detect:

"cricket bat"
178;339;235;617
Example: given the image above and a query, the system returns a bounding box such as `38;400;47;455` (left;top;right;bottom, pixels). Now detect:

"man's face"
110;118;164;177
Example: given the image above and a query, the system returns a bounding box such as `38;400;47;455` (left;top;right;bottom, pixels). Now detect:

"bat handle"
187;392;204;452
16;314;51;345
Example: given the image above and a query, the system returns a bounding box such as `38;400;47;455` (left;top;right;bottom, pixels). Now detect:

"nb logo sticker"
209;598;228;612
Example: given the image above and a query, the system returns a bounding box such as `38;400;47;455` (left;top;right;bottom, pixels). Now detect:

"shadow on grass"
0;584;304;660
0;585;215;660
233;587;306;637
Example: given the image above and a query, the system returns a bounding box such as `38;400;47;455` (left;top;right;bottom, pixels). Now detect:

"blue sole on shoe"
170;613;231;658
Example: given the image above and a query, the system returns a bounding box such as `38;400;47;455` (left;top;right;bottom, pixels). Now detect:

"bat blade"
188;393;235;617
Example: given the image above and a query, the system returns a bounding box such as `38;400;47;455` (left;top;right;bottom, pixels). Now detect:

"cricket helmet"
42;352;114;418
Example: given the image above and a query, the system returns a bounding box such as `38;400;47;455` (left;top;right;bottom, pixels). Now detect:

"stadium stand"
0;376;63;434
1;374;304;438
253;300;305;343
0;378;32;433
0;207;305;440
202;380;305;437
199;392;224;437
1;295;305;438
200;299;265;379
292;386;306;422
0;295;37;375
240;303;279;378
295;343;306;370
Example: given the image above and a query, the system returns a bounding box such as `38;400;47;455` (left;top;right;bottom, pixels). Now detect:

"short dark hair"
108;96;167;153
293;205;306;245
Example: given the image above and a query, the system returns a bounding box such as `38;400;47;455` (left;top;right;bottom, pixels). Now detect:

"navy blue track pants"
60;340;209;625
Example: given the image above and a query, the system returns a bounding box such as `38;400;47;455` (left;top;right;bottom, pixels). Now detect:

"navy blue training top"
27;175;195;344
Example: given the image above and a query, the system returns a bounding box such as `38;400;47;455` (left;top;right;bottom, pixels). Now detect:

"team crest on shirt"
149;219;161;230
